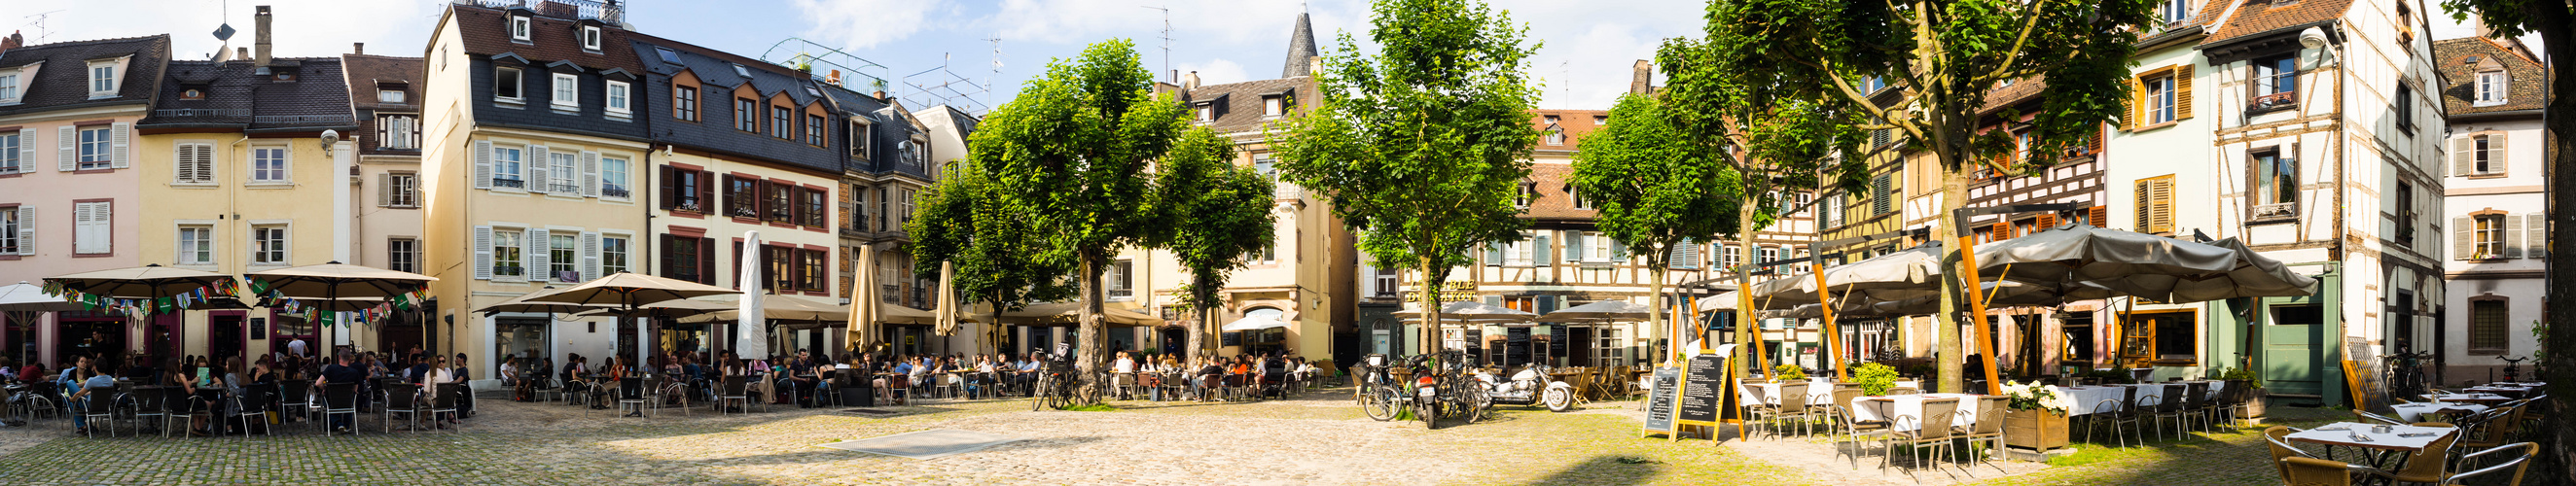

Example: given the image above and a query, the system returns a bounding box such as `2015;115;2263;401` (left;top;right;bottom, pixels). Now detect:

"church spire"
1282;11;1318;78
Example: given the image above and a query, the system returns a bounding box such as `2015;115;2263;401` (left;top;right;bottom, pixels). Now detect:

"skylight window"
733;64;753;79
655;47;679;65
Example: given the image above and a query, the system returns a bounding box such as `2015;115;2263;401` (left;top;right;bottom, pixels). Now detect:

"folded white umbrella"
1220;315;1290;331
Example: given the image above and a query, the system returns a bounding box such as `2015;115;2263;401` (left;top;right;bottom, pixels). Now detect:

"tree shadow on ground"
1523;454;1667;486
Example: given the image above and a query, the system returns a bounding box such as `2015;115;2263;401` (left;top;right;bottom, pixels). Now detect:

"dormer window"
1196;105;1212;122
1263;95;1283;117
1546;129;1565;146
0;70;20;103
582;26;603;52
2158;0;2192;25
88;57;125;98
511;17;532;42
181;87;206;100
2475;70;2507;106
552;73;579;111
378;89;406;103
270;69;297;83
494;67;524;103
848;118;873;159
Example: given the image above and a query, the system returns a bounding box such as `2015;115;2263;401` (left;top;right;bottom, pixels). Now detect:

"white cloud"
1174;58;1247;86
18;0;440;60
794;0;949;50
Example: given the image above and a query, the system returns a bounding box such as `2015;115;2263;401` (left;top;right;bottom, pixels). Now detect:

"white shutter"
581;230;600;282
2525;214;2547;259
187;144;213;182
14;206;31;256
473;226;494;280
2491;132;2510;175
376;173;393;206
527;145;552;193
2505;215;2525;259
56;125;73;171
73;202;108;254
527;228;551;282
2453;216;2475;260
109;122;129;169
580;151;600;197
2451;136;2473;176
473;140;493;190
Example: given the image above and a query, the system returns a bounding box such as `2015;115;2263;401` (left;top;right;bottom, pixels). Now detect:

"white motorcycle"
1471;364;1578;413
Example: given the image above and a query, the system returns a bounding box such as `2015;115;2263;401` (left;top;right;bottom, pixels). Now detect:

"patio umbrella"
846;244;879;354
1756;243;1948;306
2087;237;2317;303
1392;300;1535;324
521;271;743;308
932;260;960;336
1693;290;1808;313
247;261;438;351
575;297;734;320
1972;224;2239;288
1220;314;1289;331
1534;299;1652;324
476;286;609;316
45;264;241;360
671;294;848;323
997;301;1163;327
736;231;768;360
0;281;83;364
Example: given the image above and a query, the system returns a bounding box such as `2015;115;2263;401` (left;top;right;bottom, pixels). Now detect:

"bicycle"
2379;351;2434;399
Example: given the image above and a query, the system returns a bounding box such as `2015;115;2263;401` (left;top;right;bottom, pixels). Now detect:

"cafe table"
1849;393;1983;433
1743;381;1836;407
2057;385;2132;416
2284;422;2457;480
2461;385;2534;399
2388;402;2487;422
2421;393;2515;405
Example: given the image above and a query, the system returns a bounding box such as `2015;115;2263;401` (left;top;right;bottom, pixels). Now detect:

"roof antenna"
987;37;1003;110
21;10;66;44
1142;4;1170;85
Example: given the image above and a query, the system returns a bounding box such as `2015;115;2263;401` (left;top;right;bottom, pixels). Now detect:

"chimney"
352;43;364;55
2472;17;2492;39
1629;60;1655;94
254;6;273;68
236;47;251;61
0;31;21;54
873;90;886;101
1182;71;1200;92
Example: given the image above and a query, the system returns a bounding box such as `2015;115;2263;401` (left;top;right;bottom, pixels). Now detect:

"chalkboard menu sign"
1675;354;1726;427
1222;331;1242;346
1640;366;1682;434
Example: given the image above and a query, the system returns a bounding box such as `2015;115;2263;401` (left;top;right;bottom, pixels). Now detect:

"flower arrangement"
1853;363;1899;396
2000;380;2073;413
1771;364;1807;381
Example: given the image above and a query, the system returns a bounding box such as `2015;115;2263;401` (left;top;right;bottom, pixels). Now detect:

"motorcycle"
1471;364;1577;412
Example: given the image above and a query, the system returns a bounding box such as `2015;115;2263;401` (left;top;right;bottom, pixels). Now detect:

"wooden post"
1954;234;2006;395
1813;260;1846;382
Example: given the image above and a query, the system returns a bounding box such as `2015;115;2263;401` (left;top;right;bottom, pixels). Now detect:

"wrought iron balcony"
602;186;630;198
492;178;525;190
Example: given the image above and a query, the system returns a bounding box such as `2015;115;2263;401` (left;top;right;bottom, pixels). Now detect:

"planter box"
2003;408;2071;451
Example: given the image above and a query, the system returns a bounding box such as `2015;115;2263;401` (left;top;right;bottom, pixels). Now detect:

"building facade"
0;33;168;367
341;48;431;354
2433;35;2545;384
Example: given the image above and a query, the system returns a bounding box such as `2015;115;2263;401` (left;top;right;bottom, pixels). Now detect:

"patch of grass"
1059;403;1118;412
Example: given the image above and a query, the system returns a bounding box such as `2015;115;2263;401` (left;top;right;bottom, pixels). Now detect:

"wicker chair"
1956;397;2007;468
2456;401;2528;450
2277;457;2393;486
1883;398;1962;473
2382;424;2460;484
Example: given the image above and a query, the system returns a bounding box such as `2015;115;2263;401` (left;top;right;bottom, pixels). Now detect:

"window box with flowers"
2000;380;2075;451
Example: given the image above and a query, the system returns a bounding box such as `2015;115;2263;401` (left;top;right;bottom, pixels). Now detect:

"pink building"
0;33;169;368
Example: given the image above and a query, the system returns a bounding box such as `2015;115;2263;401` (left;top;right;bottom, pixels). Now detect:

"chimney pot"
1182;71;1200;91
873;90;886;101
353;43;364;55
237;47;251;60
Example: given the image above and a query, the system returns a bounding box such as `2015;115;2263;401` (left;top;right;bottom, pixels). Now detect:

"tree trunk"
1420;256;1444;357
1736;207;1760;380
1650;264;1667;368
1935;161;1969;394
2534;17;2575;480
1186;296;1205;362
1076;255;1107;404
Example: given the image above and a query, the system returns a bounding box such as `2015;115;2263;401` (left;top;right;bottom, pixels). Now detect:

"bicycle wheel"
1361;388;1395;422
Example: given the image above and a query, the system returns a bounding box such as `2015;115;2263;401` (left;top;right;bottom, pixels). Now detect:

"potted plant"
2214;365;2267;421
2000;380;2074;451
1853;363;1899;396
1772;364;1807;382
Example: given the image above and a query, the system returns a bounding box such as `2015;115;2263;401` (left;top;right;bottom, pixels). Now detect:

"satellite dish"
213;23;236;42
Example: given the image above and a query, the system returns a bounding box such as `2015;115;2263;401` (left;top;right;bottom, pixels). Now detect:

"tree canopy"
908;161;1075;318
1150;128;1276;358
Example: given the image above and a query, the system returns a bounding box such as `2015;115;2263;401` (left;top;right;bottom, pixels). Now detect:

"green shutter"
1534;232;1553;266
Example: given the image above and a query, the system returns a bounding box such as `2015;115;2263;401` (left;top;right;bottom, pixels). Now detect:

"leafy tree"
1571;92;1738;368
969;39;1194;401
2439;1;2572;476
909;161;1075;356
1270;0;1542;355
1149;129;1276;359
1704;0;2152;393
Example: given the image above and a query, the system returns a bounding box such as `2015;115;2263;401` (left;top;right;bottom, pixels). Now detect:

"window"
1860;76;1887;94
1195;105;1212;122
173;142;213;184
771;106;792;139
1108;260;1135;300
89;61;117;96
2474;71;2507;106
767;183;794;223
1581;232;1611;262
766;246;795;292
1263;95;1283;117
492;146;524;186
1514;183;1535;208
2134;175;2175;233
669;168;704;211
2144;75;2176;124
0;207;18;255
848;119;873;158
581;25;602;51
2140;312;2197;363
176;226;212;265
2395;182;2415;245
728;176;758;218
1566;185;1589;209
0;73;18;102
1546;129;1565;146
1758;247;1779;264
1870;174;1892;215
510;16;531;41
801;249;826;292
1592;116;1606;125
551;73;579;110
2251;55;2298;109
548;151;579;193
549;233;577;282
2469;299;2509;352
77;127;111;170
1504;233;1535;266
2470;215;2505;259
377;89;405;103
803;188;827;226
899;188;914;224
664;235;703;283
2158;0;2192;25
494;67;523;102
1373;265;1399;297
1594;327;1628;364
73;201;110;255
806;115;827;147
599;156;629;198
2463;134;2504;175
0;131;18;174
2252;148;2297;218
673;86;698;121
492;229;524;278
736;98;757;132
251;147;288;183
605;81;630;116
600;235;628;275
383;172;418;207
387;238;418;273
377;115;419;150
251;225;288;265
2394;84;2415;131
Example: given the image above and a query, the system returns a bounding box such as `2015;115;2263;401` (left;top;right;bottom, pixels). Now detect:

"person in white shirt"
287;338;308;359
422;356;457;428
1111;351;1137;399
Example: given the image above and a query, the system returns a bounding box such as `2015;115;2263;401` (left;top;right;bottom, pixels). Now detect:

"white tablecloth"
1850;393;1984;433
2126;381;2226;407
2285;423;2456;451
2389;402;2487;422
1742;382;1836;406
2058;386;2131;416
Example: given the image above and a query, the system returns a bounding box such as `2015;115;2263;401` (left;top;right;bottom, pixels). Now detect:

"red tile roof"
2431;37;2547;115
2200;0;2357;48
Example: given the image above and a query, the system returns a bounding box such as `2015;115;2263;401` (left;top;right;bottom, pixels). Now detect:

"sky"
7;0;2548;115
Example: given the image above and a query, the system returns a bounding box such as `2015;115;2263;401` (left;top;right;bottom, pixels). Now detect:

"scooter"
1471;364;1577;412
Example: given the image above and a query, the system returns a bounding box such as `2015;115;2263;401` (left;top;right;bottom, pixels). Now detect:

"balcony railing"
550;183;582;194
459;0;623;23
1273;183;1304;200
602;186;630;198
493;178;525;190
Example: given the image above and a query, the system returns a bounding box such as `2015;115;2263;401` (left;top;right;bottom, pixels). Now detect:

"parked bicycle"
1029;356;1090;411
2380;351;2434;399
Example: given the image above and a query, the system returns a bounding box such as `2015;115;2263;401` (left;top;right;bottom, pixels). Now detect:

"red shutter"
659;234;675;279
658;165;676;210
722;174;739;217
2089;206;2108;227
697;171;716;215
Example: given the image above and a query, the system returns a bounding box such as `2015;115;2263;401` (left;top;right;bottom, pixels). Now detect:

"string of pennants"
247;279;429;328
42;278;242;320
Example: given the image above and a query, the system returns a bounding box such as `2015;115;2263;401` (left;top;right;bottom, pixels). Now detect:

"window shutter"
2504;215;2525;259
697;238;715;285
2490;132;2509;175
14;206;30;256
697;171;715;215
2174;65;2195;120
2087;206;2107;228
1564;231;1584;261
2451;136;2474;176
2036;213;2057;229
2526;214;2547;259
1533;231;1552;266
474;226;494;280
1992;222;2013;239
56;125;73;171
580;151;600;197
658;234;676;279
581;230;600;282
2121;78;2141;131
2150;179;2174;233
1485;243;1503;266
2452;217;2474;260
109;122;129;169
377;173;393;207
722;174;738;216
473;141;493;190
527;145;551;193
529;228;554;281
789;187;806;226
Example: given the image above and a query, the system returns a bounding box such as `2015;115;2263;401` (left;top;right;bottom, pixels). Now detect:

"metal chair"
1883;398;1962;473
718;376;750;415
2144;384;2188;441
77;394;120;438
232;383;277;438
276;380;312;432
2084;385;2143;447
654;377;692;417
322;382;360;436
1832;394;1891;470
617;378;649;418
431;384;462;433
1738;384;1778;438
2182;381;2214;434
127;387;168;436
2444;442;2535;486
1771;382;1815;438
381;383;425;433
167;389;214;438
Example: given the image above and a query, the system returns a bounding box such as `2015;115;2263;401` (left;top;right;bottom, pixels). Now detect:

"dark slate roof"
2200;0;2357;48
626;34;850;175
1282;12;1318;78
342;54;423;113
2431;37;2547;116
447;4;643;73
439;3;649;141
1185;76;1315;135
0;35;169;118
140;58;354;131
